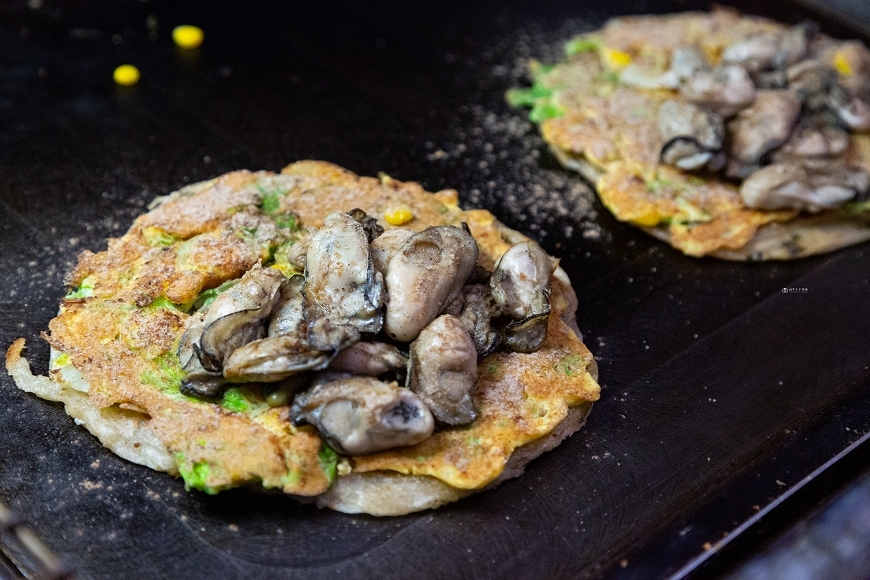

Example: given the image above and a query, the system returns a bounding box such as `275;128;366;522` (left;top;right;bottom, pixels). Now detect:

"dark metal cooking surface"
1;1;869;579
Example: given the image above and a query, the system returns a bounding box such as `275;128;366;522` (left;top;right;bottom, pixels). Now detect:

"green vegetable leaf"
143;228;177;247
221;387;250;413
505;84;553;107
148;296;181;311
175;453;216;493
318;442;339;483
529;100;565;122
65;275;96;300
646;178;675;194
256;184;284;215
564;37;600;55
140;353;186;392
673;198;712;224
554;353;584;376
598;71;621;84
844;200;870;217
275;212;300;231
193;279;239;310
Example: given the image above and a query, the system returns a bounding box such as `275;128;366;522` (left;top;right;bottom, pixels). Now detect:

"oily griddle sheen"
537;9;870;259
7;161;599;507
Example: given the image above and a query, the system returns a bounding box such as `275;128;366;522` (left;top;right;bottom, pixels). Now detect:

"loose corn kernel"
833;51;853;76
172;25;204;49
601;47;632;70
113;64;140;86
384;205;414;226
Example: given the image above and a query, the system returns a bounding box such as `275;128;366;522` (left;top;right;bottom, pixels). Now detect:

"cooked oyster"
786;59;835;98
771;115;850;169
774;22;816;69
304;211;385;351
407;314;478;426
267;274;307;338
658;100;725;170
329;341;408;376
177;312;225;400
723;33;780;73
383;225;479;342
828;85;870;132
222;334;330;383
727;90;802;178
196;265;287;372
370;228;414;275
291;377;434;455
680;64;758;117
458;284;500;357
490;240;554;353
347;208;384;243
739;162;867;211
620;46;710;90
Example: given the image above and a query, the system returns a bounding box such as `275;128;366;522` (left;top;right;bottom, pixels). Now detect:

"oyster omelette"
510;9;870;260
6;161;600;516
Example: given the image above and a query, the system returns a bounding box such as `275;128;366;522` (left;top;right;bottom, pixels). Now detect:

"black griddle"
1;1;869;578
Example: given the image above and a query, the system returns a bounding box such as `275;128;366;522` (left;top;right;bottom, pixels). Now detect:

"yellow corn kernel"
172;25;204;49
384;205;414;226
602;47;632;70
113;64;140;86
629;208;662;227
833;51;853;76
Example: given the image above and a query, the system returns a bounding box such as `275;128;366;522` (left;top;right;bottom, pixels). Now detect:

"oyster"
291;377;434;455
739;162;867;211
458;284;500;357
727;90;802;178
680;64;757;117
658;100;725;170
303;211;385;351
177;312;225;400
490;240;555;353
329;341;408;377
196;265;287;372
723;33;779;73
771;115;850;169
370;228;414;276
828;85;870;132
407;314;478;426
383;225;479;342
347;208;385;243
222;334;330;383
267;274;306;338
620;46;710;90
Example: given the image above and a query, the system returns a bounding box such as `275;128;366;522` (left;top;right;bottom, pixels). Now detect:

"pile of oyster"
177;210;557;455
623;22;870;211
